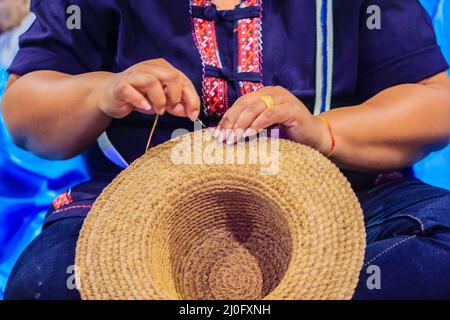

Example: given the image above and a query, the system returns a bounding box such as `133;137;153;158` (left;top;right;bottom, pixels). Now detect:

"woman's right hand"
95;58;201;121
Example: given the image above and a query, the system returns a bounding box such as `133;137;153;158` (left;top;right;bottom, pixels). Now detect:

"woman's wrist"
85;71;117;119
313;115;336;157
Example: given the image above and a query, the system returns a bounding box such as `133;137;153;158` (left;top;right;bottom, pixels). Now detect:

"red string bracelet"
316;115;336;158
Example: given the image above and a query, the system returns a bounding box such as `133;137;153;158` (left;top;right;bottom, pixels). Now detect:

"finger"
215;111;239;143
231;99;267;142
247;102;293;135
135;66;182;114
145;80;168;115
215;87;274;142
181;77;201;121
124;103;152;116
115;82;152;112
217;92;261;129
166;102;187;117
160;70;200;120
150;66;183;107
137;64;200;119
156;70;200;119
125;72;167;114
215;96;257;142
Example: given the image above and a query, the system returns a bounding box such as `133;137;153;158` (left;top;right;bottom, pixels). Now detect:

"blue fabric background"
0;0;449;299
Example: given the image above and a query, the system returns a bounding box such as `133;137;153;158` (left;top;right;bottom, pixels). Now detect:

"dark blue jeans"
5;176;450;300
353;176;450;299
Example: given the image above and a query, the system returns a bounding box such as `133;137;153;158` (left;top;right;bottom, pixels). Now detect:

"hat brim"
75;130;365;300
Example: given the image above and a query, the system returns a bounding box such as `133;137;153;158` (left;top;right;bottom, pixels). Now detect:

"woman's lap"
4;217;83;300
5;177;450;300
353;177;450;299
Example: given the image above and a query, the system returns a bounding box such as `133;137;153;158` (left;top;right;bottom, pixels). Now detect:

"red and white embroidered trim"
191;0;228;118
191;0;263;119
237;0;264;95
52;205;92;215
52;191;73;210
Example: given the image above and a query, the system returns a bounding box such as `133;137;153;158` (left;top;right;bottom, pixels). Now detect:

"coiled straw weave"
75;130;365;300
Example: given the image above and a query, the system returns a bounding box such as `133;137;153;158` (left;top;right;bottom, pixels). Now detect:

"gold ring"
261;95;274;109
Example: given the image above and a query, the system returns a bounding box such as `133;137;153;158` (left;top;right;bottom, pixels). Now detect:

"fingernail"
225;129;232;141
141;100;152;110
227;132;235;145
189;110;200;122
216;130;225;143
242;128;252;138
212;128;221;138
235;129;244;142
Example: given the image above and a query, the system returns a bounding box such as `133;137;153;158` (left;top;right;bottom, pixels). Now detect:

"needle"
146;116;206;154
195;118;207;128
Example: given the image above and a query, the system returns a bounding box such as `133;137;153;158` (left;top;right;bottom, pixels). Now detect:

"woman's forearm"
1;59;201;160
322;73;450;172
2;71;112;159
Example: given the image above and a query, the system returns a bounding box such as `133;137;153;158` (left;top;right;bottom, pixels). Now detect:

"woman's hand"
214;86;332;154
95;59;201;120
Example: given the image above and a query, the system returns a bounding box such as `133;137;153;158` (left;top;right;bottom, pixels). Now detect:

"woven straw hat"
75;130;365;300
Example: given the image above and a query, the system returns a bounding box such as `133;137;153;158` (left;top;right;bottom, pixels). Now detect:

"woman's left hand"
214;86;331;154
